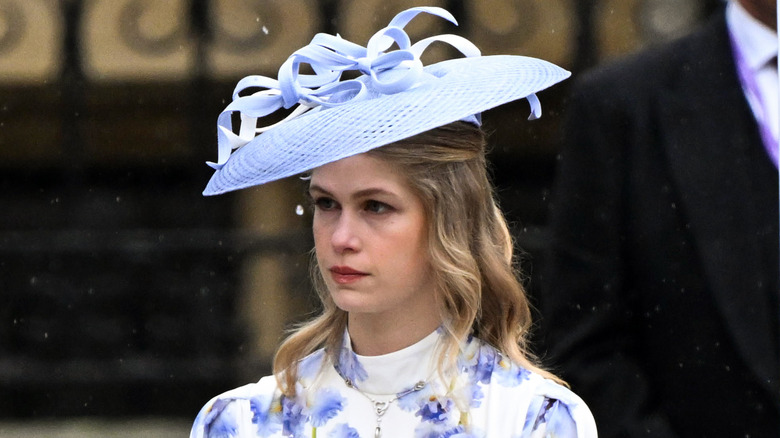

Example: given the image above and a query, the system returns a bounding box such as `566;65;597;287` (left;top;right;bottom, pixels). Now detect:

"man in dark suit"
541;0;778;436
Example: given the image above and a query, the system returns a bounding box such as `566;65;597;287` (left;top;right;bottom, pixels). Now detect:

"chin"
331;296;370;314
329;290;377;314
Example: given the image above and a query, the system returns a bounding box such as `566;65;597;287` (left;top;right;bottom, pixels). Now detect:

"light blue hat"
204;6;570;195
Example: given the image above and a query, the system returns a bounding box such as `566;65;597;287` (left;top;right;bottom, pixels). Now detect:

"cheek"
311;220;329;269
313;225;330;274
312;216;328;247
390;225;430;273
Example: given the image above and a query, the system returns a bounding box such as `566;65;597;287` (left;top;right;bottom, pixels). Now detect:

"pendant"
338;373;428;438
374;400;389;416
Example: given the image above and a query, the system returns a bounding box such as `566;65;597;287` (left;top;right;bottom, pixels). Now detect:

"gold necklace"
342;377;427;438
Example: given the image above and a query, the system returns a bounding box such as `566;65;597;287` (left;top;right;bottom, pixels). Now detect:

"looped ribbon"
209;6;540;170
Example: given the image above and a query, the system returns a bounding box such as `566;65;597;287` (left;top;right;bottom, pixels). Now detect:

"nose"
330;211;361;254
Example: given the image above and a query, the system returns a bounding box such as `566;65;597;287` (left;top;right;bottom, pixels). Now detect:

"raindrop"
262;25;269;34
295;205;305;216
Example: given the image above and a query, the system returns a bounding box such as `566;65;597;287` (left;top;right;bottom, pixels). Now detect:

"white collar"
726;1;778;71
341;328;441;395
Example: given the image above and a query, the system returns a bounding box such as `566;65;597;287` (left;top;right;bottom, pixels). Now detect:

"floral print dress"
191;330;597;438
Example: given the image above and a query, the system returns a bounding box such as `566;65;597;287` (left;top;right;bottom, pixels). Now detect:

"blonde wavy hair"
273;121;561;396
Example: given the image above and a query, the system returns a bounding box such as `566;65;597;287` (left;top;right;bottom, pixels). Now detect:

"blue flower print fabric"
191;331;597;438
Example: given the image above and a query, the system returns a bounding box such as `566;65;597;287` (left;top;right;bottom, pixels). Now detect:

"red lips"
329;266;368;284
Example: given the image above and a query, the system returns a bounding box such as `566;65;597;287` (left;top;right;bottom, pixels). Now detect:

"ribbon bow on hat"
209;7;541;170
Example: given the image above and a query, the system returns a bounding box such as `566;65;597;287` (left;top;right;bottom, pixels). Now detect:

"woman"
192;6;596;438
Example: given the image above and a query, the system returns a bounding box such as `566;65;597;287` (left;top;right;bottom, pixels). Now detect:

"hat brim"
204;55;570;195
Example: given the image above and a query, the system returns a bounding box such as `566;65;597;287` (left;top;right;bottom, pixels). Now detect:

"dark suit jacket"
542;9;780;437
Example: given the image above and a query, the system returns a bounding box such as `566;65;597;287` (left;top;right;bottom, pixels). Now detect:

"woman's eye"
365;200;391;214
313;197;337;210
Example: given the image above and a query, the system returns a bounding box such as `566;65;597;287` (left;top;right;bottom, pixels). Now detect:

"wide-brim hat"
204;7;570;195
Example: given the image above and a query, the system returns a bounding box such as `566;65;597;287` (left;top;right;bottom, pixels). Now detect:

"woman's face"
309;153;437;321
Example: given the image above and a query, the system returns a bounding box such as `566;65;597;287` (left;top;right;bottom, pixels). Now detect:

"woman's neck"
347;311;442;356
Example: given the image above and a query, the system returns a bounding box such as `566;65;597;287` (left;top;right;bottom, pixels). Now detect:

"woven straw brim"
204;55;570;195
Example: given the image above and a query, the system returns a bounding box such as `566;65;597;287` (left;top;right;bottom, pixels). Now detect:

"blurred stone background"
0;0;720;435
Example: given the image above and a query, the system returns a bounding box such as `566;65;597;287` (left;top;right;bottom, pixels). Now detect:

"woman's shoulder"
481;367;597;437
522;375;598;437
189;375;280;438
466;338;597;437
189;348;329;438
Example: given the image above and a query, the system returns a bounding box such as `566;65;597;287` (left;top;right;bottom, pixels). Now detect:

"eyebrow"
308;184;398;200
